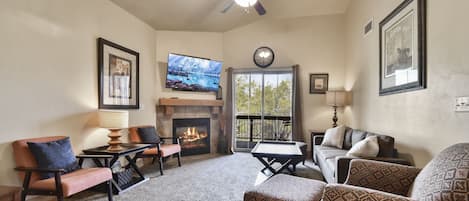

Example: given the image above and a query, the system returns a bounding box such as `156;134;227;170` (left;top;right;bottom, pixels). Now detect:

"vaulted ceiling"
110;0;351;32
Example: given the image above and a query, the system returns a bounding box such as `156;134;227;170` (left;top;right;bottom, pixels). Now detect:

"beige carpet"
31;153;324;201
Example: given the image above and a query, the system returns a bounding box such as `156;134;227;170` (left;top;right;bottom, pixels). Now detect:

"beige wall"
344;0;469;167
0;0;156;185
223;15;346;150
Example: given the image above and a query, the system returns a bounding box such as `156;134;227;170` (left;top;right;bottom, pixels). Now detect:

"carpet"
35;153;324;201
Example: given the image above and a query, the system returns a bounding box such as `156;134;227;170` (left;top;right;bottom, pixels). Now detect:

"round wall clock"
253;46;275;68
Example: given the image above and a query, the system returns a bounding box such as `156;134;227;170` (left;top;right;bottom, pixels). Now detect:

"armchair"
245;143;469;201
12;136;113;201
129;126;182;175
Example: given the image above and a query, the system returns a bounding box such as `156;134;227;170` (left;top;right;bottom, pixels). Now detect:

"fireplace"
173;118;210;156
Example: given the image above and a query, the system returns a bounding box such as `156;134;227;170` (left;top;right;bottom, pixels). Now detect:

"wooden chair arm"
76;154;113;159
15;167;65;173
160;137;181;144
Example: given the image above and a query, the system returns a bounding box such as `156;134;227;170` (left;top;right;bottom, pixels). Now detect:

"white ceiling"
110;0;351;32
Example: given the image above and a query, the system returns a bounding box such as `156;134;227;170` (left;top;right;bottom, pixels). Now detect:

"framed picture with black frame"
98;38;139;109
309;73;329;94
379;0;426;96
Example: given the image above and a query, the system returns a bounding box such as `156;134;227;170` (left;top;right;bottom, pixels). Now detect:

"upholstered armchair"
128;126;182;175
322;143;469;200
12;136;113;201
245;143;469;201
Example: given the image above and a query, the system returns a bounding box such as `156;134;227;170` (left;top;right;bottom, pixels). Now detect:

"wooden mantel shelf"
159;98;223;107
158;98;224;116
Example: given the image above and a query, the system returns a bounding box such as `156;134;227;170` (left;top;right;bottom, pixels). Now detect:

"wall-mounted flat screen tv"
166;53;222;92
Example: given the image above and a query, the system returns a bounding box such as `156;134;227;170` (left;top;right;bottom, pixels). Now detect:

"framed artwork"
98;38;139;109
309;74;329;94
379;0;426;96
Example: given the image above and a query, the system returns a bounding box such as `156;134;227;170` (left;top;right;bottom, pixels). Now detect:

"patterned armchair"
244;143;469;201
322;143;469;201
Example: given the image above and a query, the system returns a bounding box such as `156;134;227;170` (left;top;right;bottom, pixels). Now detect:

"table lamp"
326;90;348;127
99;110;129;151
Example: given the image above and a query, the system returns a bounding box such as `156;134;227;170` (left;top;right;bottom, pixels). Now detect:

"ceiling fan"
221;0;266;15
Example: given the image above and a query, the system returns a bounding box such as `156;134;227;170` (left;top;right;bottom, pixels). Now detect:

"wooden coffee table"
251;141;304;175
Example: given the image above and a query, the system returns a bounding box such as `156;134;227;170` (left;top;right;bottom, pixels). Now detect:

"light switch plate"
455;97;469;112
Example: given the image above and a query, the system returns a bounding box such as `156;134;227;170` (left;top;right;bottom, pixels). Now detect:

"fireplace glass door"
233;69;293;151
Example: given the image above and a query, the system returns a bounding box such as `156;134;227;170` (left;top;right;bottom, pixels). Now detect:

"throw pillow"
137;127;160;143
321;125;346;149
346;136;379;158
27;137;80;179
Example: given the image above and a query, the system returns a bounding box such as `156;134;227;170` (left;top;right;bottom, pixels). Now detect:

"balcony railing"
235;115;292;149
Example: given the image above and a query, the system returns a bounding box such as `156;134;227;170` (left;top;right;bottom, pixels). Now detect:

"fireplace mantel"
158;98;224;117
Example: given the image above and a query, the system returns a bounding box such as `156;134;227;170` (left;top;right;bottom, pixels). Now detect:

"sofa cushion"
342;127;354;150
326;158;336;172
351;130;367;146
142;144;181;157
316;146;349;160
30;168;112;197
346;136;379;158
27;137;79;179
366;133;395;157
244;174;326;201
322;126;346;149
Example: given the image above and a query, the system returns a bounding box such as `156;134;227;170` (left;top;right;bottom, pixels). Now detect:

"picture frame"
98;38;139;109
379;0;426;96
309;74;329;94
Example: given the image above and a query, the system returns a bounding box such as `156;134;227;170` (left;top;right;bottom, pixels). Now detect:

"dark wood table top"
82;143;152;156
251;141;303;158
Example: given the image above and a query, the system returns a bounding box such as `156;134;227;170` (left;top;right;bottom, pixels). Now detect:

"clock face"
253;47;275;68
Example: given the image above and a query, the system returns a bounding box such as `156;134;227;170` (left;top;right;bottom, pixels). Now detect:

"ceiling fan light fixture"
235;0;258;8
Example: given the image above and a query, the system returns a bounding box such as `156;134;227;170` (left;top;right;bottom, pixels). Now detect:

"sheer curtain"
292;65;304;141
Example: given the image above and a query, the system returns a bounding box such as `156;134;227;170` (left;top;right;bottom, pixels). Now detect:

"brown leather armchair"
12;136;113;201
129;126;182;175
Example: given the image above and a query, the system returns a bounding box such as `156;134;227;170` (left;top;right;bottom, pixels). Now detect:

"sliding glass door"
233;69;293;151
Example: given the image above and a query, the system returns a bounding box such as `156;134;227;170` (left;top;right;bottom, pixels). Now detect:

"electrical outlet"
455;97;469;112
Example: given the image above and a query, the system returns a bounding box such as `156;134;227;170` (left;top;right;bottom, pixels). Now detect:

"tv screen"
166;53;222;92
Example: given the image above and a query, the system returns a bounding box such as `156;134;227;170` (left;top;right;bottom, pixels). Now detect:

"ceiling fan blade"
221;0;235;13
253;1;266;15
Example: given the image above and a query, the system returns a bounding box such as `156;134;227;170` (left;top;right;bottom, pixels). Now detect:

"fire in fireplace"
173;118;210;156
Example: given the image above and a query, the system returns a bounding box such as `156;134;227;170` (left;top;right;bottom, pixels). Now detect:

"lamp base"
107;129;123;151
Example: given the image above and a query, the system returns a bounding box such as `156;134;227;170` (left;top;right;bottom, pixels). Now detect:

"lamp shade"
235;0;257;7
326;91;347;107
99;110;128;129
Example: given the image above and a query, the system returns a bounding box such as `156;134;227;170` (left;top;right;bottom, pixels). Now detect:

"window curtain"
292;65;304;141
224;67;234;153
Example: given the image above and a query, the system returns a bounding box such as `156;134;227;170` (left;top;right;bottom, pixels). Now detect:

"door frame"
231;67;294;152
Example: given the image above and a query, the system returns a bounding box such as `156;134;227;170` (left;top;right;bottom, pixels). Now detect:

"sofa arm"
344;159;421;196
322;184;414;201
313;135;324;145
335;156;413;184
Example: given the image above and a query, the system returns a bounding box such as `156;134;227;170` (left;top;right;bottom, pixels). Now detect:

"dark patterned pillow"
137;127;160;144
27;137;79;179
